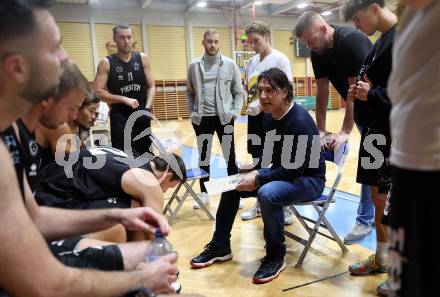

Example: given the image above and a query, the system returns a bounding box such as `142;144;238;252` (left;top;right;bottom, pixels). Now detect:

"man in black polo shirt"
295;11;374;244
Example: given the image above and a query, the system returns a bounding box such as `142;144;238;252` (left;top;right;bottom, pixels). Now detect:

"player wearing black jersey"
0;57;181;288
1;99;175;275
4;60;90;190
36;147;186;215
93;24;155;157
37;92;101;170
0;2;184;296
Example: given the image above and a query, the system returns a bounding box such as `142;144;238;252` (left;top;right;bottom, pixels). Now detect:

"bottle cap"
155;228;163;238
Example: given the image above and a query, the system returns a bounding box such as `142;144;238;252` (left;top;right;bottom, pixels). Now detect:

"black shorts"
356;127;391;193
110;110;152;156
388;166;440;297
49;236;124;271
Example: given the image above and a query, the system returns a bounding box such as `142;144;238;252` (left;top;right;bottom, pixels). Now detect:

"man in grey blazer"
187;29;243;208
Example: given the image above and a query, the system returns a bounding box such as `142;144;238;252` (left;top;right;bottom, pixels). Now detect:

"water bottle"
145;228;174;262
145;229;181;293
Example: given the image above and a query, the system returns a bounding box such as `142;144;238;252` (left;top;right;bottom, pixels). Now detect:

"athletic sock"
376;241;389;265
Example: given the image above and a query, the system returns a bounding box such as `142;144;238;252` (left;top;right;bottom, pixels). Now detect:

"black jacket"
359;26;396;133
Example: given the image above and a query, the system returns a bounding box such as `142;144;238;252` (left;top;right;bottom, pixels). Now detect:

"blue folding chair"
149;133;214;224
285;142;350;267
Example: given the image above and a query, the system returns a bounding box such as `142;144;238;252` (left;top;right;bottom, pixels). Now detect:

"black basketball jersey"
106;51;148;114
1;127;25;200
35;146;153;208
38;143;54;171
38;128;86;171
15;119;41;191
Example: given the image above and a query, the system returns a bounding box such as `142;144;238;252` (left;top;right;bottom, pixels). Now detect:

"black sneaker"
252;257;286;284
190;242;232;268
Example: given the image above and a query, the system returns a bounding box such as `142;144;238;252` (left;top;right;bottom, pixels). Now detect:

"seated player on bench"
35;146;186;215
37;82;101;170
0;59;181;295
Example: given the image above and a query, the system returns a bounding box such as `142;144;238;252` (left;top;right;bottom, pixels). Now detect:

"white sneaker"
194;192;209;209
343;223;372;244
241;202;261;220
238;198;244;209
171;282;181;293
284;206;294;225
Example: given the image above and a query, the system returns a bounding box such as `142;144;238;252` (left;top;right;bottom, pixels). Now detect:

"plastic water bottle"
144;229;181;293
145;228;174;262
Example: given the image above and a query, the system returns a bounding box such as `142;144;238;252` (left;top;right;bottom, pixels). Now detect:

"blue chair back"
323;142;349;168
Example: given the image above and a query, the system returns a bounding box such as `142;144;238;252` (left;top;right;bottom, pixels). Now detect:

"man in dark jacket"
341;0;397;295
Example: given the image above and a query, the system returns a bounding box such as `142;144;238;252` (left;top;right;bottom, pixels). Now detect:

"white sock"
376;241;389;264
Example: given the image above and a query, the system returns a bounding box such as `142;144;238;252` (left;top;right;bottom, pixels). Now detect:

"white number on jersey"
88;147;128;158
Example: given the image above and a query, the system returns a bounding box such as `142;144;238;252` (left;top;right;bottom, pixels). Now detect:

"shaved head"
295;11;333;54
295;11;326;38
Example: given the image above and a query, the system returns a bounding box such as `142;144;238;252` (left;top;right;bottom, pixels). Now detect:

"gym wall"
53;8;311;82
57;22;95;80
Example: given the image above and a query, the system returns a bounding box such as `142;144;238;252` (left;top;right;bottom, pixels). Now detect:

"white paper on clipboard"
204;174;242;196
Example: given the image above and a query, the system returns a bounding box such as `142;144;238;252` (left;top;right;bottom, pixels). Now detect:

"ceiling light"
321;11;332;16
254;1;263;5
297;3;308;9
197;1;207;8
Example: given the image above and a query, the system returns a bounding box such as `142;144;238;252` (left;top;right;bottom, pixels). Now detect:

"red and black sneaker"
252;257;286;284
190;241;232;268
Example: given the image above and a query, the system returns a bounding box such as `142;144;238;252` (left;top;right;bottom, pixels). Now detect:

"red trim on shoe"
190;254;233;269
252;262;286;284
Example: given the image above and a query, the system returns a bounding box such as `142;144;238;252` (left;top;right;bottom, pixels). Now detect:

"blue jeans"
213;169;325;259
356;125;374;226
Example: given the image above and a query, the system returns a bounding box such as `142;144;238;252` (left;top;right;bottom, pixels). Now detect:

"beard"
206;48;219;56
315;37;330;54
20;59;59;104
39;114;60;129
21;83;58;104
119;45;132;54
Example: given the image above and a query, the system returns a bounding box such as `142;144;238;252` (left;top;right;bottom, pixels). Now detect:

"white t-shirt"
246;49;292;115
388;2;440;171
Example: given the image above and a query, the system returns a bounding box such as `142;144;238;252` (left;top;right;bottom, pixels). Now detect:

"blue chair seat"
186;168;209;179
285;142;349;267
295;194;334;206
149;133;214;224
